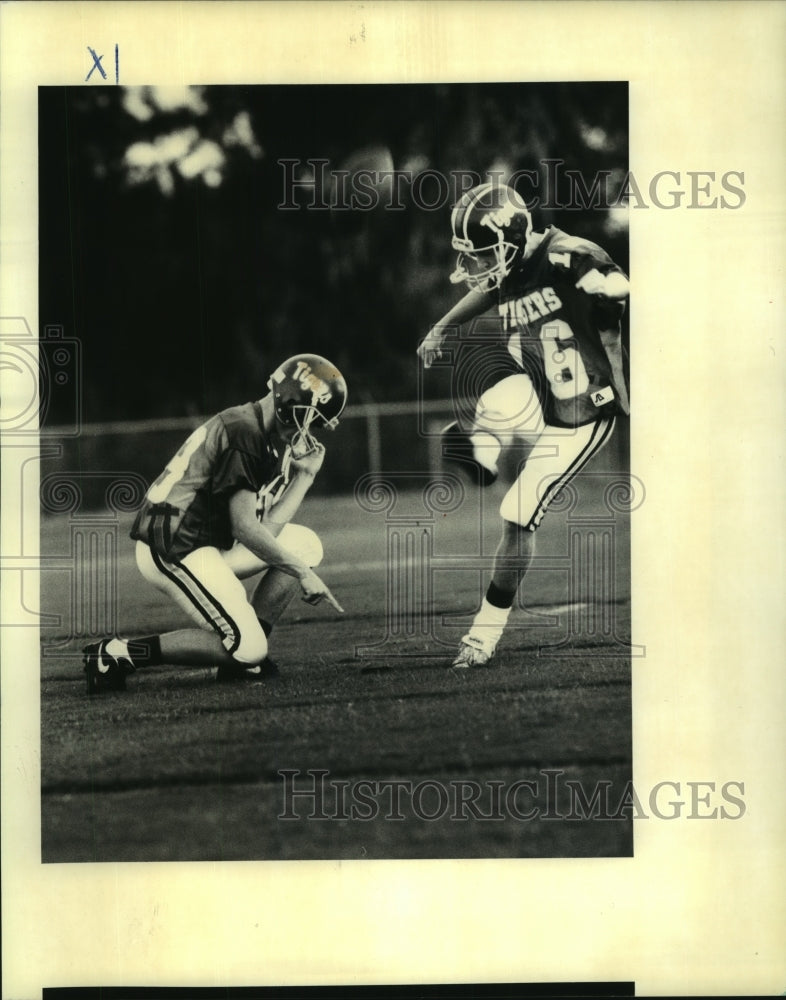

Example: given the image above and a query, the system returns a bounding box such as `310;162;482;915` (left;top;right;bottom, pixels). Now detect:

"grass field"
40;474;632;862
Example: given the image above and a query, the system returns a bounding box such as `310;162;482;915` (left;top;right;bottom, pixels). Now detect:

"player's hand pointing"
299;568;344;614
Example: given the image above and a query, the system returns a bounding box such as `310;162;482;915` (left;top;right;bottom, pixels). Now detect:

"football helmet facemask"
268;353;348;456
450;183;532;292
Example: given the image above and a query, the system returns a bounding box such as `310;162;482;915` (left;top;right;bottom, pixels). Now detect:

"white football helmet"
450;182;532;292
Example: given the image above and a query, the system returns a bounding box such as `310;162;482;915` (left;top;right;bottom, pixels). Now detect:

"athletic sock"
467;597;513;652
123;635;163;668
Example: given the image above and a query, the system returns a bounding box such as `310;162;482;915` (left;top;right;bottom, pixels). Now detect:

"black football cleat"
216;657;280;683
440;421;499;486
83;639;133;695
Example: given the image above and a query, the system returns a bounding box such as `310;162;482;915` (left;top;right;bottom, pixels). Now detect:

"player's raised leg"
442;373;544;487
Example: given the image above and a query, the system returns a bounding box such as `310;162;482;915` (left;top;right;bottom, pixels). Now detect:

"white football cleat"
451;633;497;669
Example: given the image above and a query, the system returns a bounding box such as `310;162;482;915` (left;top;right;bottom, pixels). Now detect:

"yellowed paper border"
2;2;785;996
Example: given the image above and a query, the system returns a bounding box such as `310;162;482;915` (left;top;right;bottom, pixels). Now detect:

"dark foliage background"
39;83;628;424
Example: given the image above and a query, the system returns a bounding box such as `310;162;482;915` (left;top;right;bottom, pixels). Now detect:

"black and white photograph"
2;1;785;996
37;80;633;864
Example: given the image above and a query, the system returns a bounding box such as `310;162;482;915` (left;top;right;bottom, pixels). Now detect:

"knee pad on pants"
280;523;323;567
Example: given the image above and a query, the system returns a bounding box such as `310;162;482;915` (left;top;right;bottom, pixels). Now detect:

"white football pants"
135;523;323;664
473;374;616;531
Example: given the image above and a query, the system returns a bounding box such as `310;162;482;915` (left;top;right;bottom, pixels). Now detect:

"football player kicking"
418;182;630;668
83;354;347;694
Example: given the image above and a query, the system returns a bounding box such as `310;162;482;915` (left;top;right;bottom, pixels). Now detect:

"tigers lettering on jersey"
499;286;563;330
493;227;631;419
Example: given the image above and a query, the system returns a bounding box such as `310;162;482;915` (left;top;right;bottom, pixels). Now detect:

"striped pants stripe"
135;523;323;665
500;416;616;530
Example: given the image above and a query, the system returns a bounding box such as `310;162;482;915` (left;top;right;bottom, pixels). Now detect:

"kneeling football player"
83;354;347;694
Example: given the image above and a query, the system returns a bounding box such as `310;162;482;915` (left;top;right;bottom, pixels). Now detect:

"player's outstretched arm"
417;287;495;368
229;489;343;613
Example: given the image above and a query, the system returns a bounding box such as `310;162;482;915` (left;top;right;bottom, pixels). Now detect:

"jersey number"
147;425;208;504
540;320;589;399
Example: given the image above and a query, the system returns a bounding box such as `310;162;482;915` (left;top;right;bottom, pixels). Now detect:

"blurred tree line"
39;83;628;424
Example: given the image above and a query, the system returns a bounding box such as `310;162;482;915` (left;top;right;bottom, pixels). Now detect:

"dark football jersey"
497;227;629;425
131;402;289;560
